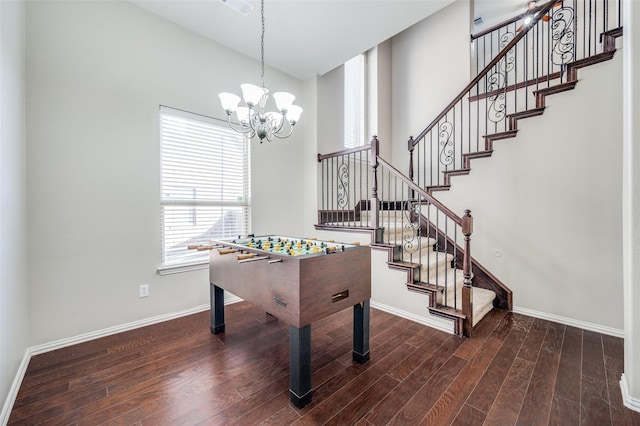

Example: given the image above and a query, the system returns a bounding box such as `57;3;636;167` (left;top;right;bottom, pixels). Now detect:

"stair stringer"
316;209;504;334
415;212;512;311
310;227;457;334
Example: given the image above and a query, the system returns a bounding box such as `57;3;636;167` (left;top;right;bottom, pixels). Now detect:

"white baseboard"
30;303;210;356
370;300;454;334
620;374;640;413
0;349;31;426
512;306;624;338
1;298;243;425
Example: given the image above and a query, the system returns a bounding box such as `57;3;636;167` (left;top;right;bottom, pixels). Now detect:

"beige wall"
315;0;625;335
0;0;28;420
391;0;472;169
25;0;305;346
313;1;474;328
622;0;640;410
436;54;624;331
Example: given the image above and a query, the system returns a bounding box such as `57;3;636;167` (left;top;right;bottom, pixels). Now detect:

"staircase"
315;0;622;337
359;209;498;329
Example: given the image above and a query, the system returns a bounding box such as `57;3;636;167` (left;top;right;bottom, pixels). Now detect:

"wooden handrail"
470;3;546;40
376;156;462;225
317;143;372;162
411;0;559;146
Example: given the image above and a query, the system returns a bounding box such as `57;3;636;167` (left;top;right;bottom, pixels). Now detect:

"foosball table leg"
289;324;312;408
210;284;225;334
353;299;370;363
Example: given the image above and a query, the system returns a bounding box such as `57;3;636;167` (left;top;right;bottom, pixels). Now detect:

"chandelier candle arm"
217;0;302;142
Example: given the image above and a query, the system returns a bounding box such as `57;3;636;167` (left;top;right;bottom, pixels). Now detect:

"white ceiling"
129;0;456;80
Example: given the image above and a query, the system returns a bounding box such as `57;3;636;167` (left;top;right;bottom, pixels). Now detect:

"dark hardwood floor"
9;302;640;425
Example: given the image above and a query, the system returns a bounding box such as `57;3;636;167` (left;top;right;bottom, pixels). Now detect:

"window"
159;106;250;271
344;54;365;149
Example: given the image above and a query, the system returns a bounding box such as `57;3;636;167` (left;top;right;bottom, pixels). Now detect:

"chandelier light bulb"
286;105;303;125
273;92;295;112
218;92;241;114
240;83;266;107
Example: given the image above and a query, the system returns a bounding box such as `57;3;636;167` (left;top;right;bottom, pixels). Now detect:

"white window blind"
160;106;250;267
344;54;365;149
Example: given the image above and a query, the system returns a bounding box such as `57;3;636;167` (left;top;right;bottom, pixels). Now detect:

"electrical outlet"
139;284;149;298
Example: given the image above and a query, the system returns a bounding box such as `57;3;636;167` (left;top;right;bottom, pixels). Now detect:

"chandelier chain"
261;0;265;88
217;0;301;142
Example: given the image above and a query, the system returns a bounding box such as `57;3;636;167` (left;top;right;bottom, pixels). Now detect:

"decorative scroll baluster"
408;0;619;192
438;121;454;167
551;4;576;67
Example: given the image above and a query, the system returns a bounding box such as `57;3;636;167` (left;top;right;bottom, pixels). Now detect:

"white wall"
313;0;625;335
310;1;473;327
0;0;28;420
317;65;344;154
391;0;472;168
25;0;304;346
367;41;393;159
622;0;640;411
436;54;624;331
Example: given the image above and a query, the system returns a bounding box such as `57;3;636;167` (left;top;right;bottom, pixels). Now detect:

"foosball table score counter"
208;235;372;408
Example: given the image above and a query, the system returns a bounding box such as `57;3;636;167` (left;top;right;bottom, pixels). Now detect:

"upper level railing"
472;0;621;76
318;137;476;335
410;0;621;190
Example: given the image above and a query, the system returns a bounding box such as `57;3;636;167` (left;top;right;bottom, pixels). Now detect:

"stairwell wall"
391;0;473;172
436;55;624;332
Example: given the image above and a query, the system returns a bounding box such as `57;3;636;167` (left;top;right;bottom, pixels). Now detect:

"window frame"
157;105;251;275
344;53;367;149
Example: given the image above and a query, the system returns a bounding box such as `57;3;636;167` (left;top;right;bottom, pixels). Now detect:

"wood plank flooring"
9;302;640;425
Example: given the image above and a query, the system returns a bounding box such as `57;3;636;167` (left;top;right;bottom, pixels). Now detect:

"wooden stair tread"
429;305;467;320
426;184;451;192
443;168;471;176
602;26;623;39
534;81;578;97
463;150;493;159
463;151;493;169
406;281;440;294
388;260;420;269
508;107;545;121
534;81;578;108
483;130;518;141
484;130;518;150
567;51;616;71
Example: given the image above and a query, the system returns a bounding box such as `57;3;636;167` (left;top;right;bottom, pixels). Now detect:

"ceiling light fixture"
218;0;302;142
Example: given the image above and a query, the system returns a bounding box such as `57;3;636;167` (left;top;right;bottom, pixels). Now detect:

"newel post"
370;136;379;230
408;136;415;199
461;209;473;337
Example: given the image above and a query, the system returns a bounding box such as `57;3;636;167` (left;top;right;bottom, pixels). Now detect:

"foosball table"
207;235;371;408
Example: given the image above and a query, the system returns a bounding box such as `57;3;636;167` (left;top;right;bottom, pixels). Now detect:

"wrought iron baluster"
428;133;432;187
366;149;369;226
320;157;325;222
444;214;449;307
454;217;458;310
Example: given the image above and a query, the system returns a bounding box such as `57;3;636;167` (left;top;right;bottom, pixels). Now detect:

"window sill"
157;260;209;276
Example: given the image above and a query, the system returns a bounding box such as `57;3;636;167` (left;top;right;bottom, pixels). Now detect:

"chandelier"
218;0;302;142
